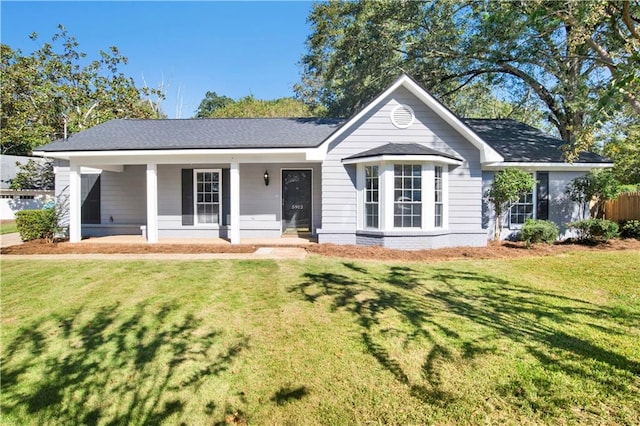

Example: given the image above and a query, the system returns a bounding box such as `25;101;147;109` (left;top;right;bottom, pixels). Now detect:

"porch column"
229;160;240;244
146;163;158;243
68;163;82;243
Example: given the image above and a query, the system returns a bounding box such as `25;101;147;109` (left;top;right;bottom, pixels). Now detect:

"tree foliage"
565;169;621;218
10;159;54;190
602;112;640;184
194;95;319;118
1;25;164;155
485;168;535;240
297;0;640;159
194;91;234;118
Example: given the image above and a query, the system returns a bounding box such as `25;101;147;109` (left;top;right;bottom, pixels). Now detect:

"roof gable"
318;73;504;164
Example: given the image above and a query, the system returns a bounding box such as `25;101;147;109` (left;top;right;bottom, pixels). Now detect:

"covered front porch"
75;234;318;246
61;151;323;244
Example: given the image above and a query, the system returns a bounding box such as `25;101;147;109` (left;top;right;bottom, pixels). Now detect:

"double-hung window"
509;173;534;227
434;166;443;228
195;169;221;225
364;165;379;228
394;164;422;228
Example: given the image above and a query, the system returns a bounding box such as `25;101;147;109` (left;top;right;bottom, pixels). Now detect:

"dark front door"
282;169;312;233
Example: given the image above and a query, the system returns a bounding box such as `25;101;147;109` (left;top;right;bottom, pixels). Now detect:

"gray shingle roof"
463;119;610;163
38;118;346;152
345;143;462;161
37;116;611;165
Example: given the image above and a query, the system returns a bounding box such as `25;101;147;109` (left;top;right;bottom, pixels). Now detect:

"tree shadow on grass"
270;385;310;406
290;262;639;416
1;301;249;425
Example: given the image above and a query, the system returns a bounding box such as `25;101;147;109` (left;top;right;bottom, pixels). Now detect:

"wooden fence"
602;192;640;222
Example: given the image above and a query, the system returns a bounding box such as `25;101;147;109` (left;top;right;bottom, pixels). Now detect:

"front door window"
282;170;312;232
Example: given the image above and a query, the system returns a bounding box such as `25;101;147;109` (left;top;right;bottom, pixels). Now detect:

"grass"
1;252;639;425
0;220;18;235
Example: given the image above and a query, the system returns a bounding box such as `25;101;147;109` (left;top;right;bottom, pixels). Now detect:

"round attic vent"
390;104;415;129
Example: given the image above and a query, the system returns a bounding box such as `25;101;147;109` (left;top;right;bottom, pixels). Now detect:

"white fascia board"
305;146;328;161
483;162;613;171
32;148;314;165
317;74;504;164
81;165;124;173
342;155;463;166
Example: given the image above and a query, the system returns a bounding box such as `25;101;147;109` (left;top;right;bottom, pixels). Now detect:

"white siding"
54;159;70;226
100;165;146;225
549;171;584;237
157;162;321;238
320;85;484;246
483;170;587;240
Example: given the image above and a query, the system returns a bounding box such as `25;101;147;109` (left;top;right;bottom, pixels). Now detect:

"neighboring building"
34;74;611;248
0;154;54;220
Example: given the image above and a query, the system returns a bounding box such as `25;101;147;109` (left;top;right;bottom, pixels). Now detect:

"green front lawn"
1;252;639;425
0;220;18;235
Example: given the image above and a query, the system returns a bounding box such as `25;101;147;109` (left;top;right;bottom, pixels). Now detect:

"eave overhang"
482;161;613;172
342;154;463;166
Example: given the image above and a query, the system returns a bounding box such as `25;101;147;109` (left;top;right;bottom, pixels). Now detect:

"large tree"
296;0;640;159
194;95;319;118
194;91;234;118
1;25;164;155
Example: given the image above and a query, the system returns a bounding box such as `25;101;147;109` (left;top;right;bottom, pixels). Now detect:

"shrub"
620;220;640;239
15;208;59;242
520;219;559;246
569;218;619;242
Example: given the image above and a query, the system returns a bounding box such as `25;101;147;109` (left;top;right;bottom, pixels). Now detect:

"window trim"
357;161;448;232
393;163;423;229
508;172;536;229
364;165;380;229
193;168;222;226
434;165;444;228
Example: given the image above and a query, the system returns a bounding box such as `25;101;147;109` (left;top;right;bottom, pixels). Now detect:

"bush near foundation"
620;220;640;239
569;218;619;242
15;208;58;242
520;219;559;246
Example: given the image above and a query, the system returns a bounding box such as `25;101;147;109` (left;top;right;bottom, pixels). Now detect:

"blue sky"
1;1;315;118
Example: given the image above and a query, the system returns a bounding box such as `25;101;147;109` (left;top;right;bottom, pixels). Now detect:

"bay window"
365;165;379;228
434;166;443;228
394;164;422;227
358;162;449;231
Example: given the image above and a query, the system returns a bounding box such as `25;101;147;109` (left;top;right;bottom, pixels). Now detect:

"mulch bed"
3;237;640;262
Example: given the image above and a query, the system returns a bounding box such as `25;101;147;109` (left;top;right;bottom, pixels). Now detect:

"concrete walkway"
0;232;22;249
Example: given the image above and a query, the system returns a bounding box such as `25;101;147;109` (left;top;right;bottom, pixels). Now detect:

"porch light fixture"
263;170;270;186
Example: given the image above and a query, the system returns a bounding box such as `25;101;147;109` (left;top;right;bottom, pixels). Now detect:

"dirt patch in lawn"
3;237;640;262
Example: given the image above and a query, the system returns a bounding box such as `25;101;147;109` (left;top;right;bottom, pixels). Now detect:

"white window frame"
508;172;536;229
357;162;449;232
194;168;222;226
434;165;444;228
364;165;380;229
393;163;423;228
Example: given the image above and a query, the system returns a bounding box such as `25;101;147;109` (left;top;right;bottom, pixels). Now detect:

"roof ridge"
119;117;341;122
